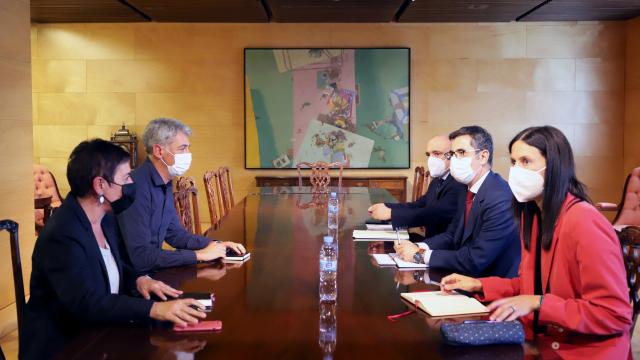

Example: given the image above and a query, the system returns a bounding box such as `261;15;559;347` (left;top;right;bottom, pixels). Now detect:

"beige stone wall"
31;21;629;226
626;17;640;175
0;0;34;338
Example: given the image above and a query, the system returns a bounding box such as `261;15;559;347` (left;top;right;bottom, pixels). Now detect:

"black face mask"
107;182;137;215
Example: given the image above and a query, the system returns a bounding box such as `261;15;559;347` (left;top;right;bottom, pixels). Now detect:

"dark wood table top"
57;189;625;359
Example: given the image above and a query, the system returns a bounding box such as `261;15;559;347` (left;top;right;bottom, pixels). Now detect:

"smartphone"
180;292;214;312
173;320;222;332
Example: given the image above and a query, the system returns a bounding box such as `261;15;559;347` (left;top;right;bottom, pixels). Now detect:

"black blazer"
427;171;521;278
385;174;466;237
20;196;153;360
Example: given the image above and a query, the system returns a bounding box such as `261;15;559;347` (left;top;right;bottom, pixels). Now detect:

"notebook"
401;291;489;317
353;229;409;241
371;253;428;268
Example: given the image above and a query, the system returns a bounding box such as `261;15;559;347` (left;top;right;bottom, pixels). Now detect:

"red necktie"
465;190;474;225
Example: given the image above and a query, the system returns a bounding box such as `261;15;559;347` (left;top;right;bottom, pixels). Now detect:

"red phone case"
173;320;222;332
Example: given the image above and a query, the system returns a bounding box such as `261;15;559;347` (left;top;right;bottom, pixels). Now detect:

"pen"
395;228;401;246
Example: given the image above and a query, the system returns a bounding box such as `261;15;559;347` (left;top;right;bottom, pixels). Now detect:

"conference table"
57;187;629;359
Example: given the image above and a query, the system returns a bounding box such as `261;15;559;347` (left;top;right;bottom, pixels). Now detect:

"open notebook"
353;230;409;241
372;253;427;268
401;291;489;317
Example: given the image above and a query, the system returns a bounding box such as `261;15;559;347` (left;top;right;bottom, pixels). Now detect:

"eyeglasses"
445;148;482;159
425;151;449;160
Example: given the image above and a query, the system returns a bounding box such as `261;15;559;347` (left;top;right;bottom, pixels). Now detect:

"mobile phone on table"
180;292;214;312
173;320;222;332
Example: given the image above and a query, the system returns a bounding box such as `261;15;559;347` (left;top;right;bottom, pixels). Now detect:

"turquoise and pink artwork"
245;48;410;169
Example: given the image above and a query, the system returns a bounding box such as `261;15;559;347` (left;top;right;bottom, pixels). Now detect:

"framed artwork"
244;48;410;169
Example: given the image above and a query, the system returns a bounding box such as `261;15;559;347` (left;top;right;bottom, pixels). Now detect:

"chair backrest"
0;220;25;337
613;167;640;226
33;165;64;227
296;161;344;192
203;170;222;228
617;226;640;331
173;177;202;235
411;166;428;202
217;167;235;216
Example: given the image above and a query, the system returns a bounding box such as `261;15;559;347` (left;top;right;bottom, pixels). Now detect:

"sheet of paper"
371;254;396;266
352;229;409;240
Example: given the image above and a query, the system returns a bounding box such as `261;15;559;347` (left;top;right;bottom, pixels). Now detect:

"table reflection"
57;188;633;359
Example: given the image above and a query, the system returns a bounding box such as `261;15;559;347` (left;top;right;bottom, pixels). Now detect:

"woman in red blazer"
441;126;632;359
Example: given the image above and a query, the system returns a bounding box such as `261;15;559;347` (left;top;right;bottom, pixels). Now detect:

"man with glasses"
395;126;520;278
368;135;466;237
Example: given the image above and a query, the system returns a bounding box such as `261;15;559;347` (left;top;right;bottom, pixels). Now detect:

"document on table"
353;229;409;241
365;224;393;230
371;253;427;268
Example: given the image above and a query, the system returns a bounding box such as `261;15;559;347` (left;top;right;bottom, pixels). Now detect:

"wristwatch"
413;249;426;264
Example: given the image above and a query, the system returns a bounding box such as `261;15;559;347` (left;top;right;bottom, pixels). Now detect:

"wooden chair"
203;170;222;229
217;167;235;217
0;220;25;338
596;167;640;227
617;226;640;331
411;166;431;202
173;177;202;235
296;161;344;193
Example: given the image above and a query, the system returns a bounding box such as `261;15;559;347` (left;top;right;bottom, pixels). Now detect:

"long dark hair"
509;126;590;251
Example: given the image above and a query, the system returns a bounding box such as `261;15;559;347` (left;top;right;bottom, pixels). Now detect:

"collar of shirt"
469;170;490;194
143;158;170;187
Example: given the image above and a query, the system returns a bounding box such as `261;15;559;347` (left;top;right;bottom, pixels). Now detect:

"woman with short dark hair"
441;126;632;358
20;139;206;360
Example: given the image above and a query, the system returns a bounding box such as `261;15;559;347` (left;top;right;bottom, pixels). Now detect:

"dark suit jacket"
385;174;466;236
426;171;521;278
20;196;153;360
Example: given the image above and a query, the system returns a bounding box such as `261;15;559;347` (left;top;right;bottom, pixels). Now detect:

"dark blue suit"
20;196;153;360
427;171;520;278
385;174;466;237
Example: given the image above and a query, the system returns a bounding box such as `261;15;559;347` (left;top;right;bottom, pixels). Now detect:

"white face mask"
427;156;447;178
508;166;546;203
450;157;477;184
161;148;192;178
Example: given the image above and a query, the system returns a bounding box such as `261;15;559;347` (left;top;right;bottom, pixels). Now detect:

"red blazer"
478;194;632;359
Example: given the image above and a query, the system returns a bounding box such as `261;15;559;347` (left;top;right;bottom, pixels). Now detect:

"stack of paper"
353;229;409;241
400;291;488;317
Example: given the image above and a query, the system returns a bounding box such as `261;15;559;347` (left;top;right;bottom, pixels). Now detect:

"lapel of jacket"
542;194;577;292
435;176;449;199
103;215;124;292
460;171;493;246
68;196;111;291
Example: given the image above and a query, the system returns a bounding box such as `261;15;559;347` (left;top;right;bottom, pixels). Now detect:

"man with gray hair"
118;118;245;272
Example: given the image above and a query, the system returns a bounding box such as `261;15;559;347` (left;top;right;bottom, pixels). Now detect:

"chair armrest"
596;202;619;211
